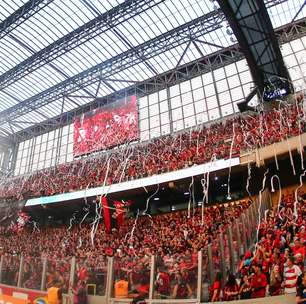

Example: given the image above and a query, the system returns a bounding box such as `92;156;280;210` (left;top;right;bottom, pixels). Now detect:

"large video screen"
73;95;139;156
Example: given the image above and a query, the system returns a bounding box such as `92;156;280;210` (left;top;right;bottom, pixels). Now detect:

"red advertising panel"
73;95;139;156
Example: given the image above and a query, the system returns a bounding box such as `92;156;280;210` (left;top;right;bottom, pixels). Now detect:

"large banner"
73;95;139;156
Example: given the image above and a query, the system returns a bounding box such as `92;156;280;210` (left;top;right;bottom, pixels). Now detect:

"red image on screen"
73;95;139;156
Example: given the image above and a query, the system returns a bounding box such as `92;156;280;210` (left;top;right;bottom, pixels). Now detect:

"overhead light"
154;197;160;201
171;206;176;211
226;195;232;200
198;201;203;206
214;176;218;181
48;216;52;219
184;192;189;195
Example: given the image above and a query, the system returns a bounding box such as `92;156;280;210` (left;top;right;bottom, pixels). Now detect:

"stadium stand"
0;1;305;304
0;97;304;201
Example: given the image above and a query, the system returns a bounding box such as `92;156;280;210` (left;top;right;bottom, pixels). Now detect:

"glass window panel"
289;67;300;81
180;80;191;93
159;100;169;112
206;95;218;110
36;136;42;145
242;83;253;96
42;133;48;142
16;149;23;160
295;50;306;66
204;83;215;97
228;74;240;89
44;158;51;168
216;79;228;92
140;131;150;141
173;119;184;131
48;130;55;141
208;108;220;121
239;70;252;84
281;42;293;56
149;104;159;116
61;135;68;145
161;124;170;135
169;84;180;97
184;116;196;128
37;162;44;170
160;112;170;125
219;91;231;105
284;54;298;67
62;125;69;136
170;95;181;109
196;112;208;124
150;127;161;139
193;87;205;101
47;139;55;150
148;92;158;105
181;91;193;105
22;149;29;159
290;39;304;52
140;119;149;131
138;96;148;109
202;72;213;84
213;67;225;81
172;107;183;120
183;103;195;117
58;155;66;164
139;107;148;120
150;115;160;128
18;142;24;151
40;142;47;152
191;76;203;90
20;157;27;167
67;144;73;154
221;104;234;116
225;63;237;77
158;89;167;101
230;86;244;101
24;140;30;149
236;59;248;72
66;153;73;163
195;100;206;113
68;131;74;143
19;166;26;175
33;142;40;155
33;154;39;164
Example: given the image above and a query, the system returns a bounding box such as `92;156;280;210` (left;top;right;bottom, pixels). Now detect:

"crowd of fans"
209;191;306;302
0;99;305;201
0;199;250;296
0;191;305;302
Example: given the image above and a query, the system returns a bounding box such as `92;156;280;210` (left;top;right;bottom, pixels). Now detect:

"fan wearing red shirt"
210;272;222;302
251;265;267;298
155;267;170;299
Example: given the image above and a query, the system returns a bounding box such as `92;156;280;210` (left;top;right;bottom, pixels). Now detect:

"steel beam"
5;17;306;142
0;0;166;91
0;9;226;124
0;0;54;39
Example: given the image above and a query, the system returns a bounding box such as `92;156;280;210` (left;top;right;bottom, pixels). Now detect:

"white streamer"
270;175;282;213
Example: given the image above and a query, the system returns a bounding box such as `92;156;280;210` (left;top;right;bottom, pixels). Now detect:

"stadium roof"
0;0;305;141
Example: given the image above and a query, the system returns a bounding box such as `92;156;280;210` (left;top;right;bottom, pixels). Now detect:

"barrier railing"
0;190;272;303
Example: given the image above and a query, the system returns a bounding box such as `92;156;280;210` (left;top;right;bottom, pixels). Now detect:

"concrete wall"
240;133;306;166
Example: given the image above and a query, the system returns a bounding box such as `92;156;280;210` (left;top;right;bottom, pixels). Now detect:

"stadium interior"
0;0;305;304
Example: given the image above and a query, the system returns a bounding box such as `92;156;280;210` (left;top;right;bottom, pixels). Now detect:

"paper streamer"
255;168;269;250
270;175;282;213
294;170;306;220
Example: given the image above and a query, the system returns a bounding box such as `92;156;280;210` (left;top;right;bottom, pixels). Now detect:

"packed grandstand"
0;0;305;304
